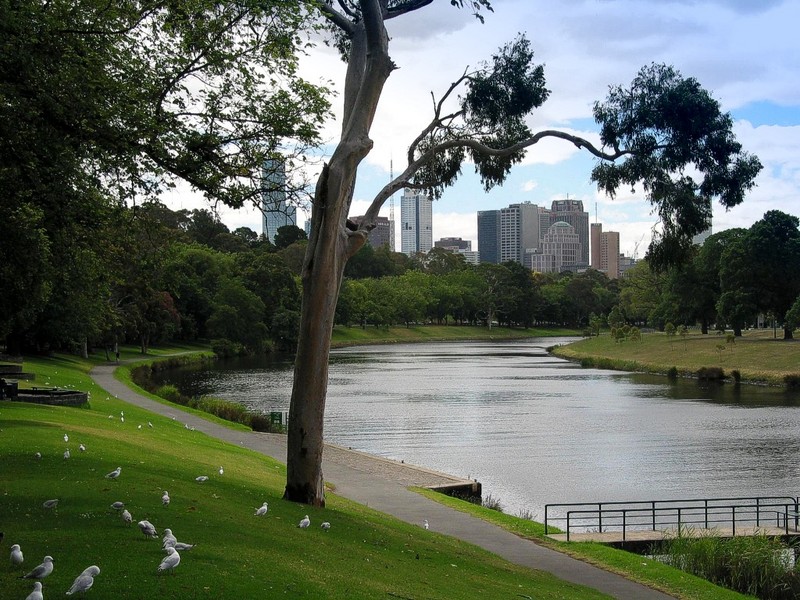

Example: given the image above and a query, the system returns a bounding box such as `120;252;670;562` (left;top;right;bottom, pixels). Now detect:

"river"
153;338;800;519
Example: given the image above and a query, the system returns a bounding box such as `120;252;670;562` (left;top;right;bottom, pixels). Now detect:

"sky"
165;0;800;258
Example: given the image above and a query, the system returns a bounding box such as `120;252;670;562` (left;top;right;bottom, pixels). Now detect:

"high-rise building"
435;237;472;251
400;189;433;255
350;215;392;248
500;202;542;264
550;199;589;266
477;210;501;264
590;222;621;279
261;159;296;244
530;221;582;273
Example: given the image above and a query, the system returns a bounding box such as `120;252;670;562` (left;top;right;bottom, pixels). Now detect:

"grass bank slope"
1;351;607;600
552;330;800;386
331;324;577;347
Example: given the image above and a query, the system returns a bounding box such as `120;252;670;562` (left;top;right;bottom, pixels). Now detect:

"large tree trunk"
283;2;392;505
784;326;794;340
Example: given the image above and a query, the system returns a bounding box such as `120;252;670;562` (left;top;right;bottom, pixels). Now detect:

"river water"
153;338;800;519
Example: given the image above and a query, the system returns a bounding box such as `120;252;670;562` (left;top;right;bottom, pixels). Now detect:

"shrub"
784;374;800;389
697;366;725;381
211;338;246;358
192;396;252;425
667;366;678;380
731;370;741;383
482;493;504;513
156;384;186;405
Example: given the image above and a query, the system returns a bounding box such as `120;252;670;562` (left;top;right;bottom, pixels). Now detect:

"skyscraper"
477;210;501;264
530;221;582;273
400;189;433;255
550;199;589;266
350;215;392;248
261;159;296;244
500;202;541;265
590;222;620;279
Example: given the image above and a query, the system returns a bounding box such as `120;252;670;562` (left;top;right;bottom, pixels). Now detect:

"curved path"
91;364;674;600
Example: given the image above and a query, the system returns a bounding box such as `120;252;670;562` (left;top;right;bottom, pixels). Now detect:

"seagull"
162;491;170;507
138;520;158;538
121;509;132;525
172;542;195;551
24;581;43;600
64;449;70;460
66;565;100;595
42;499;59;509
218;466;224;475
10;543;23;566
105;466;121;479
137;424;142;430
64;433;69;442
120;415;124;423
79;443;86;452
321;522;331;531
298;515;310;529
254;502;269;517
423;519;429;530
20;555;54;580
157;547;180;574
34;452;41;459
195;475;208;482
162;528;177;549
148;421;153;428
110;501;124;511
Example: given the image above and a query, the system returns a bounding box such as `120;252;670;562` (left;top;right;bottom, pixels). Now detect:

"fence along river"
153;338;800;520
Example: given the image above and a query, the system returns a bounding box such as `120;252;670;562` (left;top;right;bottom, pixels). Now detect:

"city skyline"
162;2;799;259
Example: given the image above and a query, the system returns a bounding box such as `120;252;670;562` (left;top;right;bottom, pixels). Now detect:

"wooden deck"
548;525;800;544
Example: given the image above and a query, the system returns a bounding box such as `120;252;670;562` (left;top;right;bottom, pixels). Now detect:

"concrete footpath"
91;364;674;600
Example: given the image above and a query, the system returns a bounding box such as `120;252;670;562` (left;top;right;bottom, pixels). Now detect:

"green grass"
2;349;611;599
415;490;755;600
553;329;800;386
331;324;578;347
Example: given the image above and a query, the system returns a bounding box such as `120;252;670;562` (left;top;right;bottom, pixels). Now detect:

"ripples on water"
154;338;800;519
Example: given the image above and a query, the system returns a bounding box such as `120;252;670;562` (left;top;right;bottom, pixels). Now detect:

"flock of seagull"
8;418;334;600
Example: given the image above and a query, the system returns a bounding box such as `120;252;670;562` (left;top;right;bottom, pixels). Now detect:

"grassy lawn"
331;324;578;347
2;348;610;600
552;329;800;386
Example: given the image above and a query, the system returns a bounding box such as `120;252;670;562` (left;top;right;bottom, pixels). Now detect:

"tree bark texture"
284;0;393;506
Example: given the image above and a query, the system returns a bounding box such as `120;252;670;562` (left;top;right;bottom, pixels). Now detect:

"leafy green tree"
607;306;625;330
207;279;268;353
274;225;308;250
785;295;800;334
1;0;328;351
285;1;761;505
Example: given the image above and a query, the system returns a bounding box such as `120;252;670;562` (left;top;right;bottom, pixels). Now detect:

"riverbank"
331;324;579;347
552;329;800;387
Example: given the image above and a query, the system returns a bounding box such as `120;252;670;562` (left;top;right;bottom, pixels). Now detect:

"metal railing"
544;496;800;542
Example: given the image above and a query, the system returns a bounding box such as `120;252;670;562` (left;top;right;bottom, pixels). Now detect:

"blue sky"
167;0;800;258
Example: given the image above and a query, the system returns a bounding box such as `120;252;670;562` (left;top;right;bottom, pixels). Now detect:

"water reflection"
152;338;800;518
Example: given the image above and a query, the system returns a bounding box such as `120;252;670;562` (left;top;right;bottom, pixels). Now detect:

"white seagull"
321;522;331;531
162;491;170;507
148;421;153;428
42;499;59;509
66;565;100;595
10;543;23;566
423;519;429;530
63;449;70;460
298;515;310;529
24;581;43;600
172;542;195;551
162;528;177;549
138;520;158;538
157;547;180;574
79;443;86;452
21;555;54;580
195;475;208;482
34;452;41;459
64;433;69;442
105;466;121;479
121;509;133;525
110;501;124;511
254;502;269;517
218;466;224;475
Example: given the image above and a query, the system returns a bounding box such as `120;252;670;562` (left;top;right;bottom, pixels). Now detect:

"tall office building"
261;159;296;244
590;222;620;279
400;189;433;255
550;199;589;266
350;215;392;248
530;221;582;273
477;210;501;264
500;202;542;265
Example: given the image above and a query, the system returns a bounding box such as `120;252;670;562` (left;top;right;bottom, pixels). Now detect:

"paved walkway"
91;364;675;599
